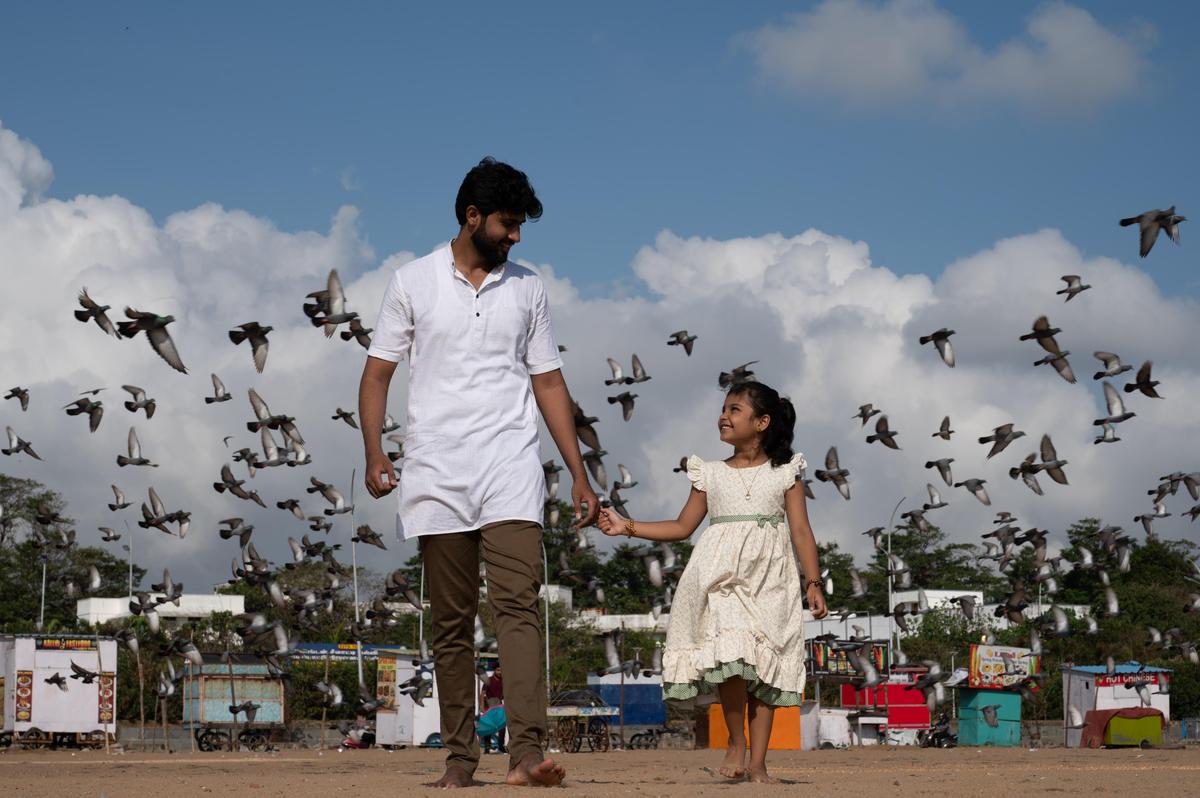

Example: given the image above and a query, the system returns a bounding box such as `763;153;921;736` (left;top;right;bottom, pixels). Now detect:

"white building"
76;594;245;626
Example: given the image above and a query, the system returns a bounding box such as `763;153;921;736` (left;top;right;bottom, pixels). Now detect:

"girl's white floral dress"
661;452;808;706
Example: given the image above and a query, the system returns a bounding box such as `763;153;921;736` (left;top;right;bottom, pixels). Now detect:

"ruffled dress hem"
663;659;805;707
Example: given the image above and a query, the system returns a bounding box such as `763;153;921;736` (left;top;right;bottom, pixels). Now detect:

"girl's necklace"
732;461;763;499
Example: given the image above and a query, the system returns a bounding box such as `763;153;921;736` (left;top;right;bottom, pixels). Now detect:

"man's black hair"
455;157;543;226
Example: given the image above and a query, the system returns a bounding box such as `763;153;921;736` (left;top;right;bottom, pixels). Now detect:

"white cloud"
738;1;1154;115
1;118;1197;602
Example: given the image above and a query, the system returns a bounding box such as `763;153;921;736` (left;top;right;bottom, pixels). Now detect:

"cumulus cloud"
1;118;1197;597
738;0;1155;115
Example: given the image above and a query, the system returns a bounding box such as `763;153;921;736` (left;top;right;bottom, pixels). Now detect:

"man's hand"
571;478;599;529
365;453;397;499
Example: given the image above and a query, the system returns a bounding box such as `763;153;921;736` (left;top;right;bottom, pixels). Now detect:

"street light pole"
886;497;906;661
541;542;551;701
38;560;47;631
349;468;363;687
124;520;134;598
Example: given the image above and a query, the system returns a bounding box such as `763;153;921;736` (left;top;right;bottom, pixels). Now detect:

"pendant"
745;491;751;499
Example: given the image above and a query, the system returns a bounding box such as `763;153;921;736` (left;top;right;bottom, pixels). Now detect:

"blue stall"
586;673;665;726
958;689;1022;746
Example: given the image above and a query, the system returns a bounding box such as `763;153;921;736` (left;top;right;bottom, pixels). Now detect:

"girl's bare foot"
747;765;778;784
718;741;747;779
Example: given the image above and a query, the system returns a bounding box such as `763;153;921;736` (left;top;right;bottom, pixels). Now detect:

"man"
358;157;598;788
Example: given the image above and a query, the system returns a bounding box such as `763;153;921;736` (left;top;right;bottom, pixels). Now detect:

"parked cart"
183;654;286;751
548;704;617;753
0;634;117;749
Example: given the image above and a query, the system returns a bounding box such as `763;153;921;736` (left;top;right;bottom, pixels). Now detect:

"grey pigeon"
572;400;601;452
1093;351;1132;381
3;387;29;411
340;317;373;348
954;478;991;506
64;397;104;433
918;328;955;367
206;372;232;403
608;392;637;421
932;415;953;440
305;269;359;337
865;415;900;450
1094;381;1136;426
332;407;359;429
74;287;120;337
979;424;1025;459
1034;350;1076;383
1124;360;1162;398
718;361;758;389
4;426;43;459
121;384;156;418
925;457;954;486
116;307;187;373
853;404;880;427
814;446;851;500
1056;275;1091;302
1019;316;1064;356
228;322;273;373
667;330;697;356
1120;206;1185;257
1038;435;1069;486
117;426;157;467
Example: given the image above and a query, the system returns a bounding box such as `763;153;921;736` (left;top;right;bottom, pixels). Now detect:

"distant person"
359;158;599;788
480;664;506;753
597;381;827;783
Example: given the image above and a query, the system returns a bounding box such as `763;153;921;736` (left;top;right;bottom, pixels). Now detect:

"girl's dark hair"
727;381;796;467
455;157;543;226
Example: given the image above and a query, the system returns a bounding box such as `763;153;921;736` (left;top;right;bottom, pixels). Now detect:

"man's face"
470;209;524;269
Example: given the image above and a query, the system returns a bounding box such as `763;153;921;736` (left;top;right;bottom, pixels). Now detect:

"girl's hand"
807;584;828;620
596;507;627;537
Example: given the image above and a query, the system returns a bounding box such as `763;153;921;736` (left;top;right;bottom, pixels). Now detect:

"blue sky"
2;0;1197;299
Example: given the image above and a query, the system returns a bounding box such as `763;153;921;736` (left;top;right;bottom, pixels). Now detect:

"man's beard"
472;227;508;269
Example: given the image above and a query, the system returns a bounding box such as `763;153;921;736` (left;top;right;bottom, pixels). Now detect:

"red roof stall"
840;666;931;740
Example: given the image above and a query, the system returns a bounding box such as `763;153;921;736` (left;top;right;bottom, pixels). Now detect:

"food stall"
955;644;1039;747
0;634;117;748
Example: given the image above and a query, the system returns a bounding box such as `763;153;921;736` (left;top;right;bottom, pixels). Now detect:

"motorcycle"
917;712;957;748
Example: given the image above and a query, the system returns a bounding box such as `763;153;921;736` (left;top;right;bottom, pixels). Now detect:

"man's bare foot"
506;751;565;786
747;765;778;784
717;741;747;779
428;765;474;789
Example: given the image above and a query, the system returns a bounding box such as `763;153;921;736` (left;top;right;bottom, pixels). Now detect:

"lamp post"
348;468;363;687
541;542;551;701
886;497;906;661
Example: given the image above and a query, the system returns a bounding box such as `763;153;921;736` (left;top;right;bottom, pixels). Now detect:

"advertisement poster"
807;639;889;677
968;644;1040;689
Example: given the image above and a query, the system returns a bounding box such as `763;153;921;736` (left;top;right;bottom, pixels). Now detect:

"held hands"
571;478;600;529
806;583;828;620
596;507;628;537
365;453;397;499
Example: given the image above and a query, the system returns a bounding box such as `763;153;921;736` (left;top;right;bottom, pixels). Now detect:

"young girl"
597;381;827;783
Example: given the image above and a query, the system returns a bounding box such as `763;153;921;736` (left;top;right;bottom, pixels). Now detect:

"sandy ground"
1;746;1198;797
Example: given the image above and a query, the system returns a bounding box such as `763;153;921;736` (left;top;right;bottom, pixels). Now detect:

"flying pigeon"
116;307;187;373
1119;206;1185;257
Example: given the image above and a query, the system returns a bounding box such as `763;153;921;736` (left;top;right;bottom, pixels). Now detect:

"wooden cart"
547;705;618;753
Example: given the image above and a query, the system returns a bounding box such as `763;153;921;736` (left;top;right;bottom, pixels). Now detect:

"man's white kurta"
366;243;563;540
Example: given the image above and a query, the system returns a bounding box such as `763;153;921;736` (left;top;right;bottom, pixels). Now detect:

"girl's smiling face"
718;391;769;446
